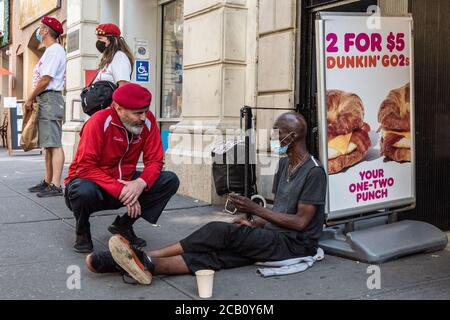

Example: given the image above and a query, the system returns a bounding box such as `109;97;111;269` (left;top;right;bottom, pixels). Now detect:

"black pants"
64;171;180;235
180;222;317;274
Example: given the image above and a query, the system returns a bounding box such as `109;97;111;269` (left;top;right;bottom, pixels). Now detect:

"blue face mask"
270;141;288;155
36;28;43;43
270;132;294;155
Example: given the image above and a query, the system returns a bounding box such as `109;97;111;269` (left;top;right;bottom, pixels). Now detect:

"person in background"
27;16;66;198
94;23;134;87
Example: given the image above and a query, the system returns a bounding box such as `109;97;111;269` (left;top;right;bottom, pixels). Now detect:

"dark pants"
64;171;180;235
180;222;317;274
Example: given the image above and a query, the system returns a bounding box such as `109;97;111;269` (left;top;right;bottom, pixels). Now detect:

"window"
0;0;11;47
161;0;183;119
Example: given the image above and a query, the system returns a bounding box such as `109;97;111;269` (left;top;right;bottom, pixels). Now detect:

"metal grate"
403;0;450;230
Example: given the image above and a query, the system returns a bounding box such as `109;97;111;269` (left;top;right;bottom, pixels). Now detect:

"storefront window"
161;0;183;119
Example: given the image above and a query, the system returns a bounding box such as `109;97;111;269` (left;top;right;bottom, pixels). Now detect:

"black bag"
211;140;256;196
80;71;117;116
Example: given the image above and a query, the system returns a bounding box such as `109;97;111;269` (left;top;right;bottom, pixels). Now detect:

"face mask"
36;28;43;43
96;40;107;53
270;132;294;155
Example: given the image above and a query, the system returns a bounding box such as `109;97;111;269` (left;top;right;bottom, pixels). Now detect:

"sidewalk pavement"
0;149;450;300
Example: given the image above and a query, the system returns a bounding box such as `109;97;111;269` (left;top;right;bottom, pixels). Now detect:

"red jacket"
65;107;164;199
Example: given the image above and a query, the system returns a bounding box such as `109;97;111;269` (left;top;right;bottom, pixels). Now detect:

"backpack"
80;70;117;116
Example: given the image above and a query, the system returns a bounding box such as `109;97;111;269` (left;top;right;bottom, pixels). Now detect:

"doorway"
298;0;378;156
406;0;450;230
14;54;24;99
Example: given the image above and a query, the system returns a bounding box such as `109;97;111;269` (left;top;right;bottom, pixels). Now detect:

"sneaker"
37;184;63;198
28;180;49;193
108;235;154;285
86;251;124;274
74;232;94;253
108;216;147;248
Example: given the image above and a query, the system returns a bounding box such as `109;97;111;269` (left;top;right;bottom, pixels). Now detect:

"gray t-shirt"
264;155;327;241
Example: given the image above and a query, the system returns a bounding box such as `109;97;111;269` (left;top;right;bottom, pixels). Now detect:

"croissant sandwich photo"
327;90;372;175
378;83;411;162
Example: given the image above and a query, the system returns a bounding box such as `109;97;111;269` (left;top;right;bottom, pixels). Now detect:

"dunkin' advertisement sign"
316;14;415;218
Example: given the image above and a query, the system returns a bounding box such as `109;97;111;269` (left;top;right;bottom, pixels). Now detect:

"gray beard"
123;121;144;135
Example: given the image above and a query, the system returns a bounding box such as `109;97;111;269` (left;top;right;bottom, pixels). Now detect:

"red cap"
113;83;152;110
41;16;64;35
96;23;121;37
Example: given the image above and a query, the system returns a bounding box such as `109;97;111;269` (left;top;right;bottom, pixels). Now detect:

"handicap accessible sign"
136;60;150;83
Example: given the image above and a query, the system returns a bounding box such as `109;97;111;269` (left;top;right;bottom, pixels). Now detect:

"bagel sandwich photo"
326;90;372;175
378;83;411;163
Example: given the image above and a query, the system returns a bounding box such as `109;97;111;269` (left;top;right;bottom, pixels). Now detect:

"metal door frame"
296;0;378;157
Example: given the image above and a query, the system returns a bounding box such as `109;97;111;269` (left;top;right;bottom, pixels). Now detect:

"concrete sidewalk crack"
0;258;74;268
160;277;197;300
2;218;65;225
350;275;450;300
0;180;108;247
165;205;212;211
0;180;65;221
1;205;214;226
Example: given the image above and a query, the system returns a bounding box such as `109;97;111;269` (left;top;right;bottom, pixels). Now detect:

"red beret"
41;16;63;35
113;83;152;110
96;23;121;37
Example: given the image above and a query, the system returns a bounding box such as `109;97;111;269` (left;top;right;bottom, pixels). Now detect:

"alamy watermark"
366;265;381;290
366;5;382;30
66;265;81;290
166;125;284;175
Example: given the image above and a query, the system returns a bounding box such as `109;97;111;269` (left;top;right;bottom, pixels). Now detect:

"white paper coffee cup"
195;270;215;298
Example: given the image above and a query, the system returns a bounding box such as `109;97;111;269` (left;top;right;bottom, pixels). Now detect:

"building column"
166;0;256;204
379;0;409;16
62;0;101;162
254;0;297;200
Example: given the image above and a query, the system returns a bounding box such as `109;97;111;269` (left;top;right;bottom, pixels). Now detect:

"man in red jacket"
64;83;179;253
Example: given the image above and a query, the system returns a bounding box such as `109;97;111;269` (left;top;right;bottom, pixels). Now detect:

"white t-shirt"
32;43;66;91
94;51;132;84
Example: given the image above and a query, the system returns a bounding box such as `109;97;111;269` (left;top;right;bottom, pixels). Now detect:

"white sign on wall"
4;97;17;109
135;39;149;60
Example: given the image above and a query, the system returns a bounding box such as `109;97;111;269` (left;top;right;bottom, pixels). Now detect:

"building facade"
0;0;67;150
63;0;410;205
7;0;67;106
63;0;450;229
0;0;448;229
0;0;12;129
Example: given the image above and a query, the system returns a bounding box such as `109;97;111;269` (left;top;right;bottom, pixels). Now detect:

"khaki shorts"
36;91;64;149
38;119;62;148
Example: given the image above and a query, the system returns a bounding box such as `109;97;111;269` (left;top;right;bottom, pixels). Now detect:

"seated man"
85;112;327;284
64;83;179;253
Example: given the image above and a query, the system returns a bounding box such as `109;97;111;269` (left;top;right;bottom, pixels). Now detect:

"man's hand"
232;217;254;228
228;193;260;214
24;99;34;111
127;201;142;219
118;178;147;206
